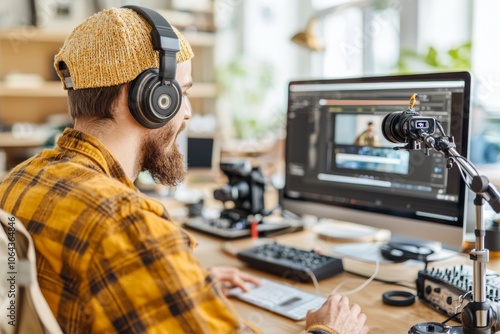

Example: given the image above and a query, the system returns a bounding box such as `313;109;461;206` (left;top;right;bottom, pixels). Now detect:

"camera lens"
382;111;409;143
213;182;250;202
213;185;233;202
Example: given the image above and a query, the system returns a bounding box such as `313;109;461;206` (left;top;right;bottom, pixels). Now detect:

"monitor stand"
330;234;458;264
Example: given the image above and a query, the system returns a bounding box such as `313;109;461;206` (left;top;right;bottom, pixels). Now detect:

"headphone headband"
122;5;179;82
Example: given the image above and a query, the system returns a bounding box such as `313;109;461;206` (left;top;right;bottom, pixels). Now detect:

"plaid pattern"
0;129;260;334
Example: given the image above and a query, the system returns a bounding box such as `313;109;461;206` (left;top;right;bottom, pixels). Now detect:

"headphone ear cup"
380;243;434;262
128;68;182;129
379;243;408;262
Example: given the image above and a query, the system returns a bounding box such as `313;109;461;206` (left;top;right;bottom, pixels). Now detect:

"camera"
213;160;265;223
382;109;436;144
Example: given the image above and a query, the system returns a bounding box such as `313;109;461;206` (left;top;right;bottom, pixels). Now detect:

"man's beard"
140;123;186;187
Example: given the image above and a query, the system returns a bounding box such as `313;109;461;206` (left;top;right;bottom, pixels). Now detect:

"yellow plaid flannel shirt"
0;129;261;334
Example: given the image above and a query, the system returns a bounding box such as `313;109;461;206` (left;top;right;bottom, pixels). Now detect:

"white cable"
305;269;321;296
314;238;379;296
330;258;380;296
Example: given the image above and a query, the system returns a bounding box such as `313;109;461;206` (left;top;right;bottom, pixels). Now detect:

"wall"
215;0;311;139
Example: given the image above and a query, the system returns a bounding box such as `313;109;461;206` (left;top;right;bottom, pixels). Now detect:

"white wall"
215;0;311;138
417;0;471;54
0;1;30;27
471;0;500;110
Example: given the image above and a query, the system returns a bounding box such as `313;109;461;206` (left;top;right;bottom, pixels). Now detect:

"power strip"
416;265;500;319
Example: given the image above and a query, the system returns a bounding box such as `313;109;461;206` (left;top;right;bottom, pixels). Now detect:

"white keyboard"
228;278;326;321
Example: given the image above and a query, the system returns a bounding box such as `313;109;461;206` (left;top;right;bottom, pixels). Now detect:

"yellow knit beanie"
54;7;194;90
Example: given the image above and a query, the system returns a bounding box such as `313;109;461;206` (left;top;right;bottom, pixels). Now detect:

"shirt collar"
56;128;137;190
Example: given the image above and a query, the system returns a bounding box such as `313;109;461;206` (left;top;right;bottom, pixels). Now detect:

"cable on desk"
314;238;418;290
442;312;461;325
305;269;321;296
330;258;380;296
265;224;304;238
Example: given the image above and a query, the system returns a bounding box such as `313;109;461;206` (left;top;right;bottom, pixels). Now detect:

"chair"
0;209;63;334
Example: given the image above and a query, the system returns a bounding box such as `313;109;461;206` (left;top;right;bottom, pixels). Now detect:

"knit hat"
54;7;194;90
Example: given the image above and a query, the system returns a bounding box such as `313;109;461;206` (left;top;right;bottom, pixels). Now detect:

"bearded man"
0;6;368;334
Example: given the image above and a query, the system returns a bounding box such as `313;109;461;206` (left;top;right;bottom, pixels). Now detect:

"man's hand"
306;294;369;334
209;266;261;296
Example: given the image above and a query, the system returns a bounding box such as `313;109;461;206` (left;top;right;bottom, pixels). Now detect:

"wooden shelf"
183;31;216;47
0;131;52;148
0;28;216;47
0;82;215;99
0;82;65;98
0;4;217;126
0;27;67;43
190;82;217;98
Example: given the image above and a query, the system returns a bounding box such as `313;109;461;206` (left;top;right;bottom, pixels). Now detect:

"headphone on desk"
123;5;182;129
379;242;435;263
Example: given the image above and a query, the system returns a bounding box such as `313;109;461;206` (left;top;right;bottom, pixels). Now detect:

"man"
354;121;381;147
0;7;368;334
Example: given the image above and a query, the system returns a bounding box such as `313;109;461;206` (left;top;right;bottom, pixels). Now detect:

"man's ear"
114;83;133;119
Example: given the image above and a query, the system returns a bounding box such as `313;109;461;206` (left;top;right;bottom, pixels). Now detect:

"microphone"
381;109;436;144
381;94;437;148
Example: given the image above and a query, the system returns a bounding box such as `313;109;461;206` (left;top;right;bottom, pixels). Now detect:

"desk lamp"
290;0;370;52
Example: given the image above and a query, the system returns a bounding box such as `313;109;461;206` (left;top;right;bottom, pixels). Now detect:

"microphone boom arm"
418;129;500;333
418;131;500;214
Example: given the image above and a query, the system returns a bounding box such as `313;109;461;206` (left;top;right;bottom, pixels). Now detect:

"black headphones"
379;242;435;263
123;5;182;129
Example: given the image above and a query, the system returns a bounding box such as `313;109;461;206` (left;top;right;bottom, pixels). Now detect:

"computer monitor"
282;72;471;252
187;137;216;169
184;132;221;182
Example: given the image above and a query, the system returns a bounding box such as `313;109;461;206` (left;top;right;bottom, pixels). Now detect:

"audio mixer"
417;265;500;320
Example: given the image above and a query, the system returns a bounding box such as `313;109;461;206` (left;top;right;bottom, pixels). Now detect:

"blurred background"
1;0;500;178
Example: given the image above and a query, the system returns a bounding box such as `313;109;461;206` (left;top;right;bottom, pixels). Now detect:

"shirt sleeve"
85;206;249;334
300;325;340;334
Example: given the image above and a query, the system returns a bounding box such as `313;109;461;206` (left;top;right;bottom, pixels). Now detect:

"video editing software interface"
285;74;470;229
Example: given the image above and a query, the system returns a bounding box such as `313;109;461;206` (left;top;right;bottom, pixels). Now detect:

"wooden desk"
186;226;500;334
154;182;499;333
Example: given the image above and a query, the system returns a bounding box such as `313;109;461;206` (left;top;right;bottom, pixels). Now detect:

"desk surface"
152;187;500;334
184;224;499;334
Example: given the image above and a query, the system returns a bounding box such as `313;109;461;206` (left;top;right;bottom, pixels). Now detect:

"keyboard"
227;278;326;320
183;216;302;239
237;242;344;282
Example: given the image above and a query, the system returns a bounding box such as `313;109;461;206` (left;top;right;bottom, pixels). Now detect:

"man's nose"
184;96;192;120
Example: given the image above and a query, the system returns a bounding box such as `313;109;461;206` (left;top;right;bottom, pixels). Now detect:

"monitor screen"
282;72;471;251
185;133;220;182
187;137;215;168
